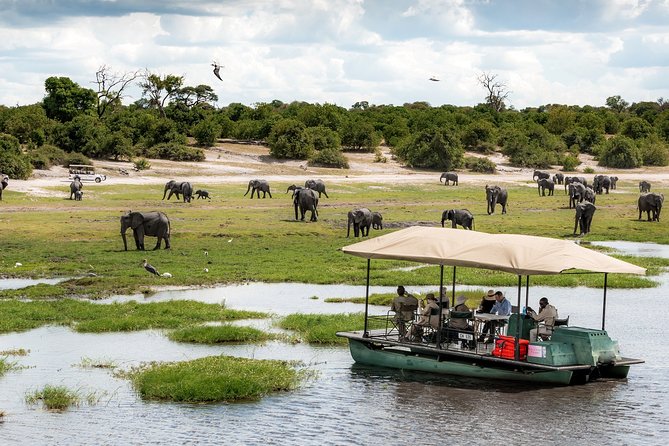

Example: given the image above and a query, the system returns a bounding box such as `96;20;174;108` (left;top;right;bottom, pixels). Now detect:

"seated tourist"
528;297;558;342
390;286;418;341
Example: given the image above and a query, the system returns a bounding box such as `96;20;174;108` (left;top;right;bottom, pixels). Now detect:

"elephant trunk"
244;182;252;196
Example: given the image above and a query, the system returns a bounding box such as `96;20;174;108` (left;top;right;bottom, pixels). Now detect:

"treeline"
1;73;669;180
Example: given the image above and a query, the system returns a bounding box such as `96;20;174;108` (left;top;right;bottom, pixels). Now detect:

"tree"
620;117;654;140
394;128;463;169
267;119;311;159
192;118;221;147
340;117;380;152
606;95;629;113
477;72;510;112
0;133;33;179
598;136;642;168
43;77;96;122
138;72;184;118
94;65;140;119
174;84;218;108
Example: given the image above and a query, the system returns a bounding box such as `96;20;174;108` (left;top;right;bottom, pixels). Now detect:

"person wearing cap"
391;286;419;341
477;290;497;342
528;297;558;342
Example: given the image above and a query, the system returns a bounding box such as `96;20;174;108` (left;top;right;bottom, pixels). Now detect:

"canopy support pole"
451;266;456;307
525;276;530;309
436;265;445;347
602;273;608;331
363;259;370;337
515;275;522;360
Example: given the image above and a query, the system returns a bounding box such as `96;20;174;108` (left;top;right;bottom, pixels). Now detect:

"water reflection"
1;241;668;444
0;277;67;290
588;240;669;258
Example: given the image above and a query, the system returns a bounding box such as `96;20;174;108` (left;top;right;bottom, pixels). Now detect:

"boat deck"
337;329;642;372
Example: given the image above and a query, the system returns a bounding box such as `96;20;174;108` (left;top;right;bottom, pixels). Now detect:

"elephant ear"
130;212;144;229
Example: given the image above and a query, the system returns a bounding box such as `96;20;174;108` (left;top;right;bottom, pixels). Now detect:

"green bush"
133;158;151;171
464;156;496;173
639;140;669;166
309;146;349;168
145;143;205;161
394;128;464;169
620;117;654;140
0;134;33;179
63;152;91;166
268;119;312;159
598;135;642;168
192;119;221;147
561;155;580;171
583;166;595;174
28;144;67;166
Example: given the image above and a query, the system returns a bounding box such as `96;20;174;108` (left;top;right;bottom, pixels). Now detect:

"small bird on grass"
141;259;160;276
161;272;173;278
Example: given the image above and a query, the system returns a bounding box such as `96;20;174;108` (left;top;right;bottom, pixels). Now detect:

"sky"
1;0;668;110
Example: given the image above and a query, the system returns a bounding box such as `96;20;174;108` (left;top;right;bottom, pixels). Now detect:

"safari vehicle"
68;164;106;183
337;227;644;386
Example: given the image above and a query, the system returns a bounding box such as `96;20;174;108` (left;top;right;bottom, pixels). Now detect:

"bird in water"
429;76;440;82
212;62;223;81
142;259;160;276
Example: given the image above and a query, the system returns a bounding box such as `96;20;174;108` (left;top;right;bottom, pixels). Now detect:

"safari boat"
336;227;645;386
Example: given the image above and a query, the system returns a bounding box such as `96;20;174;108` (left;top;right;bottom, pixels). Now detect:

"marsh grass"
121;355;309;403
0;299;268;334
0;348;29;356
168;325;277;344
277;313;386;344
75;357;117;369
325;289;488;307
0;181;666;300
25;385;104;411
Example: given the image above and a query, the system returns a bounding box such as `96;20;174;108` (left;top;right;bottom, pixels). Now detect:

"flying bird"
212;62;223;81
429;76;440;82
141;259;160;276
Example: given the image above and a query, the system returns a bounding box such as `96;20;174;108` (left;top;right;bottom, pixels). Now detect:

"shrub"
464;156;496;173
0;134;33;179
304;126;340;151
134;158;151;171
561;155;580;171
63;152;91;166
598;135;642;168
638;140;669;166
583;166;595;174
394;128;464;169
145;143;205;161
28;144;67;167
309;146;349;168
620;117;654;140
374;147;387;163
192;119;221;147
267;119;312;159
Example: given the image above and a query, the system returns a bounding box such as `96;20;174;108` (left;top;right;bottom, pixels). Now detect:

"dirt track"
8;141;669;197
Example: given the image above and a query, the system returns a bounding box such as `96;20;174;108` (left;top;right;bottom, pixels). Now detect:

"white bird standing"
142;259;160;276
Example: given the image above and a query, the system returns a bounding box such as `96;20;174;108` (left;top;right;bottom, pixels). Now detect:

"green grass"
75;357;117;369
277;313;387;344
0;181;666;299
121;355;309;402
168;325;278;344
25;385;103;411
0;299;268;334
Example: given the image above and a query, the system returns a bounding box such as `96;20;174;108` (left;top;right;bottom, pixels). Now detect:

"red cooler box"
492;335;529;360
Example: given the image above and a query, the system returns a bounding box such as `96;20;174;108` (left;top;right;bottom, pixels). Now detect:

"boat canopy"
342;227;646;276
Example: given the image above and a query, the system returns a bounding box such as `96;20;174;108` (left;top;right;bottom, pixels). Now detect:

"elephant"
293;187;319;222
639;181;651;193
593;175;611;195
441;209;474;230
286;184;304;197
574;201;596;236
120;211;171;251
244;179;272;199
638;193;664;222
440;172;459;186
163;180;193;202
305;179;329;198
347;208;373;237
69;177;83;200
537;178;555;196
583;186;596;205
485;185;508;215
74;190;83;201
610;176;619;190
568;182;586;208
0;174;8;201
552;173;564;185
371;211;383;230
533;170;550;181
194;190;211;200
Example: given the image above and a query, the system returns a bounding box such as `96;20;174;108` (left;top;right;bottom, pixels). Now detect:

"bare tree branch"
477;72;510;112
94;65;141;118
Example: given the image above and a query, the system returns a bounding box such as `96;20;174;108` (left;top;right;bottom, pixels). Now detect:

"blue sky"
1;0;668;109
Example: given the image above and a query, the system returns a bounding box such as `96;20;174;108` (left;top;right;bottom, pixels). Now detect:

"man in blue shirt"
479;291;511;343
490;291;512;316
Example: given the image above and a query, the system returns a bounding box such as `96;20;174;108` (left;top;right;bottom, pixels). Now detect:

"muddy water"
1;243;668;445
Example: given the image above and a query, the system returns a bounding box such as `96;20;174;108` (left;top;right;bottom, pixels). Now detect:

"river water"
1;243;668;445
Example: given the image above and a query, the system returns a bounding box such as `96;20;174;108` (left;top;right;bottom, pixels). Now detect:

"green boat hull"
348;339;574;385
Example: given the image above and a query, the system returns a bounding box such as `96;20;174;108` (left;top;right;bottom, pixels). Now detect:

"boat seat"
387;302;418;341
554;316;569;327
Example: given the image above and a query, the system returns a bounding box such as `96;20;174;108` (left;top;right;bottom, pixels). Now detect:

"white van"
68;164;106;183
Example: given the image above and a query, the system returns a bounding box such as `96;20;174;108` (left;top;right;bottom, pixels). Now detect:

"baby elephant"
441;209;474;230
74;190;83;201
194;189;211;200
371;211;383;230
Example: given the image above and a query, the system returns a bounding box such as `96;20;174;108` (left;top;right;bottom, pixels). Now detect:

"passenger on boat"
448;295;471;331
391;286;419;341
479;291;511;343
477;290;497;342
410;293;439;341
528;297;558;342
